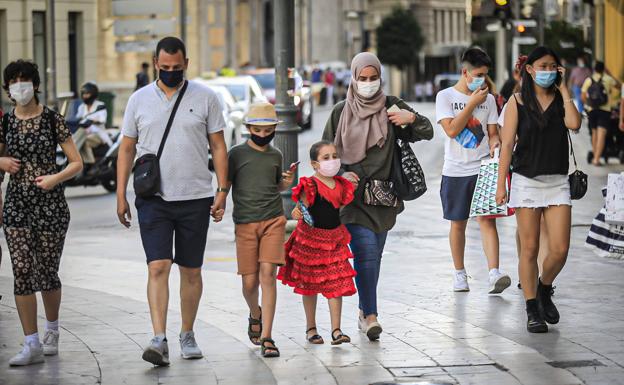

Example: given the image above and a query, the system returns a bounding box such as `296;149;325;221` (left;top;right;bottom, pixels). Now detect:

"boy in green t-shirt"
226;102;295;358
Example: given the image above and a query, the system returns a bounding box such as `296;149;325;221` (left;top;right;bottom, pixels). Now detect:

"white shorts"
508;173;571;209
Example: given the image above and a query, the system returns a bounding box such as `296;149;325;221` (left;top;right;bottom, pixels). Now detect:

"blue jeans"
346;224;388;317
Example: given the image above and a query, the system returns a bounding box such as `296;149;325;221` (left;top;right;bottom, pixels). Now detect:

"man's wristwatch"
216;187;230;193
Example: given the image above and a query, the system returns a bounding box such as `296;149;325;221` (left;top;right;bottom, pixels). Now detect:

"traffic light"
494;0;512;20
517;23;526;33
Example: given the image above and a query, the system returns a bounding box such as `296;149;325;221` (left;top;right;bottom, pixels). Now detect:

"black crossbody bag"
133;81;188;198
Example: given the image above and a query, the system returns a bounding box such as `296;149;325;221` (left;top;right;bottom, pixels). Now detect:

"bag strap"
156;80;188;160
1;113;8;143
567;130;578;170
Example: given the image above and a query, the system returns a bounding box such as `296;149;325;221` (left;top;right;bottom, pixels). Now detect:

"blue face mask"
467;76;485;92
534;71;557;88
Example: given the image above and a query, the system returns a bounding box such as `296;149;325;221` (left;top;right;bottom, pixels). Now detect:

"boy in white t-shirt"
435;48;511;294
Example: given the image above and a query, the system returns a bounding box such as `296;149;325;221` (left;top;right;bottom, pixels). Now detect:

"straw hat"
244;102;282;126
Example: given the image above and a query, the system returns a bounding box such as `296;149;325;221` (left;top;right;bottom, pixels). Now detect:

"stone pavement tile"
451;371;522;385
328;365;394;384
157;374;218;385
101;373;159;385
268;367;337;385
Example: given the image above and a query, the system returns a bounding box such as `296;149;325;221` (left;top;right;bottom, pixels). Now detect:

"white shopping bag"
605;173;624;225
469;150;513;218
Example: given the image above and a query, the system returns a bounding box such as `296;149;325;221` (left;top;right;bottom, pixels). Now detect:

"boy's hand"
282;169;295;187
489;139;501;157
211;194;226;223
469;87;489;107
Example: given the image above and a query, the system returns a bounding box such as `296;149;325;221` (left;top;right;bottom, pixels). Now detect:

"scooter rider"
73;82;112;168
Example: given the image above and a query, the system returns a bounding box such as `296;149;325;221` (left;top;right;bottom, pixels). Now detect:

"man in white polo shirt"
116;37;229;366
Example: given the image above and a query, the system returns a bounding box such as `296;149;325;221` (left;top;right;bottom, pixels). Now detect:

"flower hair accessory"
515;55;529;72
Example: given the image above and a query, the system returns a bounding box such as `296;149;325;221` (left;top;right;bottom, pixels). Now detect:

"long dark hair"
520;46;563;128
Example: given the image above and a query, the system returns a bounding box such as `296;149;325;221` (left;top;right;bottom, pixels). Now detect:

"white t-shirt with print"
435;87;499;177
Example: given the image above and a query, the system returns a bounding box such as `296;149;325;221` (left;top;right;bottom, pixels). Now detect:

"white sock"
25;333;41;347
455;269;466;274
489;268;500;275
46;319;59;331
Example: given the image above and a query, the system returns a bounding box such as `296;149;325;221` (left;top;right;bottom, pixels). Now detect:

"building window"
32;11;47;102
68;12;84;96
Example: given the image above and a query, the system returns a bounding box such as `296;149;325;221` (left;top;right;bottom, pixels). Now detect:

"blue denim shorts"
440;175;478;221
135;196;213;268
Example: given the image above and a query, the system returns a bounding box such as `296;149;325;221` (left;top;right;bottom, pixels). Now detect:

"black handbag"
391;137;427;201
133;81;188;198
567;130;587;200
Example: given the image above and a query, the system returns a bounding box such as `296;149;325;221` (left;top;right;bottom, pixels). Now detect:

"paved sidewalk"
1;104;623;384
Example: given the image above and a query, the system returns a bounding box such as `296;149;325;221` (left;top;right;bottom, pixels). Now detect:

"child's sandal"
306;327;324;344
331;328;351;345
260;338;280;358
247;307;262;346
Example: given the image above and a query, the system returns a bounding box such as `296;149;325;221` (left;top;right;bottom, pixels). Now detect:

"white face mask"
9;81;35;106
356;79;381;98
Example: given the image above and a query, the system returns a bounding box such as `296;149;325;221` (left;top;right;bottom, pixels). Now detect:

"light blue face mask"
534;71;557;88
467;76;485;92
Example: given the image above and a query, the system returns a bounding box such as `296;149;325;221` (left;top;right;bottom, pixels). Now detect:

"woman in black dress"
0;60;82;366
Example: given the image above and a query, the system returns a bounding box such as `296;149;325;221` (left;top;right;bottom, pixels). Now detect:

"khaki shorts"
235;216;287;275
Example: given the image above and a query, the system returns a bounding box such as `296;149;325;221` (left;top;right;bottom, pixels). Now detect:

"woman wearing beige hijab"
322;52;433;340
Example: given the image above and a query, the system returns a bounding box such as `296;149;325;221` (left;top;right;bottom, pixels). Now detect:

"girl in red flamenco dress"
277;140;357;345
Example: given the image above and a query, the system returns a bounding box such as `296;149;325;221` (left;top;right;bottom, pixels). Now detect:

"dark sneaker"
142;336;170;366
537;279;560;324
526;300;548;333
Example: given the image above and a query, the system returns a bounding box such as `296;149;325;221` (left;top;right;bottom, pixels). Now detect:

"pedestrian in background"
568;54;591;114
117;37;228;366
323;52;433;341
425;80;434;102
73;82;111;171
1;59;83;366
324;67;336;106
135;62;150;90
435;47;511;295
227;102;295;358
279;140;356;346
497;46;581;333
582;61;620;166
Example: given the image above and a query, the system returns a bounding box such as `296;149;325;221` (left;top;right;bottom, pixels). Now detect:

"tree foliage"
376;8;425;69
543;20;589;63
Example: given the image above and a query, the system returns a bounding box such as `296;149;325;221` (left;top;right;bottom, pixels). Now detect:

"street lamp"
273;0;300;217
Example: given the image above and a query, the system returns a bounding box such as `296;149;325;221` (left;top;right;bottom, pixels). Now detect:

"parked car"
194;79;246;147
203;75;267;114
245;68;313;130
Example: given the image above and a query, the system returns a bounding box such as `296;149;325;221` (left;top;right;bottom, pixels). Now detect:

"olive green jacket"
322;95;434;233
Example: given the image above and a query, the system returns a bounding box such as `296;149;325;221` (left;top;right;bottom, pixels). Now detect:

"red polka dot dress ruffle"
278;176;357;298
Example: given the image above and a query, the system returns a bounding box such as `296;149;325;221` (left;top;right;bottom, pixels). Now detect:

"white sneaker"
358;314;367;332
489;270;511;294
453;270;470;292
142;336;170;366
179;331;203;359
43;330;59;356
9;342;44;366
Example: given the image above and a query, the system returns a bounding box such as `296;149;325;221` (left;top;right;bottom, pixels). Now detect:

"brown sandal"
331;328;351;345
247;308;262;346
306;327;324;344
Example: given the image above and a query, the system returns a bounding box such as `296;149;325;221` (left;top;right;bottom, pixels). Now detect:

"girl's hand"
0;157;21;174
495;184;507;206
557;66;570;95
34;175;59;191
291;205;303;220
388;110;416;126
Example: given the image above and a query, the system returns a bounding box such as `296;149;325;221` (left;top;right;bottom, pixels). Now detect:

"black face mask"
250;131;276;147
82;95;96;105
159;69;184;88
